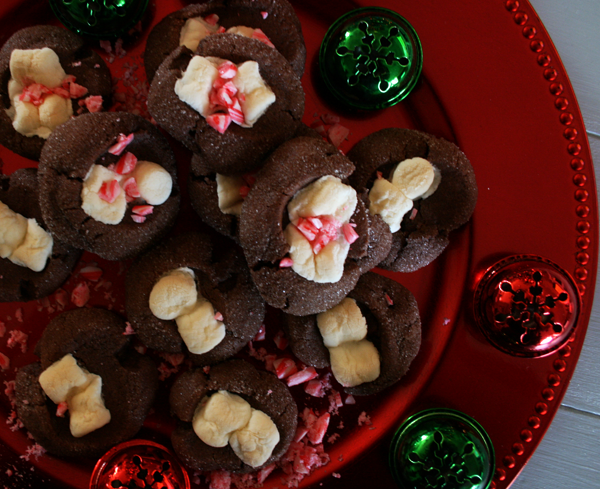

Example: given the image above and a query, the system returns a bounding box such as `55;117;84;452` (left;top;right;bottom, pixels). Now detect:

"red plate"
0;1;596;488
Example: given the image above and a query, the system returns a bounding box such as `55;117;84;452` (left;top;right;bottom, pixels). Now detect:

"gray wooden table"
512;1;600;487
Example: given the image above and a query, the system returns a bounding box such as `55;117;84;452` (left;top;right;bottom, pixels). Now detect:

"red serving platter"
0;1;596;488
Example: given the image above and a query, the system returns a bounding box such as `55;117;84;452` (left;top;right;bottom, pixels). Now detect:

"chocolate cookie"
283;272;421;396
188;124;322;242
125;232;265;365
0;168;81;302
347;128;478;272
144;0;306;82
170;359;297;473
0;25;112;161
38;112;180;261
14;308;159;458
148;33;304;176
239;136;392;316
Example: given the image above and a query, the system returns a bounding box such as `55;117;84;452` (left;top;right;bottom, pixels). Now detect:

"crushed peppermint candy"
384;293;394;306
7;330;28;353
273;329;288;350
98;179;121;203
71;281;90;307
214;311;224;321
287;367;318;387
80;265;103;282
108;133;134;155
357;411;372;426
279;257;294;268
132;205;154;216
0;352;10;371
56;401;68;417
261;11;269;19
123;322;136;335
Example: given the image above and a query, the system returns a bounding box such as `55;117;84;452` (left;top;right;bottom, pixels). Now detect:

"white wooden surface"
512;1;600;487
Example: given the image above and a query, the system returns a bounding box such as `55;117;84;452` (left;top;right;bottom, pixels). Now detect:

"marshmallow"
391;157;436;200
38;353;111;438
317;298;367;348
149;267;198;320
229;409;280;467
38;354;90;405
9;48;66;89
0;200;28;259
175;299;226;354
284;224;349;283
287;175;357;225
368;178;413;233
175;56;220;117
132;161;173;206
80;165;127;225
68;374;111;438
216;174;245;215
179;17;220;51
329;339;380;387
192;391;253;448
9;218;53;272
232;61;275;127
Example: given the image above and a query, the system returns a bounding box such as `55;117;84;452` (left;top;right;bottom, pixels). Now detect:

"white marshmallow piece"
421;167;442;199
68;374;111;438
391;157;436;200
132;161;173;205
226;26;256;38
0;200;28;259
80;165;127;225
180;17;220;52
38;93;73;133
229;409;280;468
149;267;198;320
284;225;349;283
329;339;381;387
176;298;226;354
38;354;90;405
192;391;253;448
232;61;276;127
216;173;244;216
9;218;53;272
11;98;42;137
9;48;66;89
287;175;357;225
368;178;413;233
175;56;219;117
317;298;367;348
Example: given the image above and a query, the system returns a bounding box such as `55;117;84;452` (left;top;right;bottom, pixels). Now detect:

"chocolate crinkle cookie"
170;359;297;473
347;128;478;272
0;168;81;302
283;272;421;396
0;25;112;161
125;232;265;365
38;112;180;261
239;136;392;316
14;308;159;458
188;123;322;243
148;33;304;176
144;0;306;83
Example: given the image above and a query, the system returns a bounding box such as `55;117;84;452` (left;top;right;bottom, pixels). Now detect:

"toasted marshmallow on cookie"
283;176;358;283
369;157;441;232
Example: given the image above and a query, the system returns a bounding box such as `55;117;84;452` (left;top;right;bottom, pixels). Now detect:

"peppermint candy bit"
131;215;146;224
123;177;141;201
98;179;121;203
108;133;134;155
206;113;231;134
261;11;269;19
115;151;138;175
132;205;154;216
273;357;297;380
384;293;394;306
252;28;275;48
80;265;103;281
204;13;219;25
287;367;318;387
56;401;68;417
218;60;238;80
342;222;359;244
279;257;293;268
84;95;103;113
71;282;90;307
214;312;224;321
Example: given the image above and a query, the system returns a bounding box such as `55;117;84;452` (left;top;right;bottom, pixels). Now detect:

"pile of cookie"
0;0;477;481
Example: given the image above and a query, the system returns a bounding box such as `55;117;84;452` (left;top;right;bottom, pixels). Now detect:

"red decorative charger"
0;1;596;488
